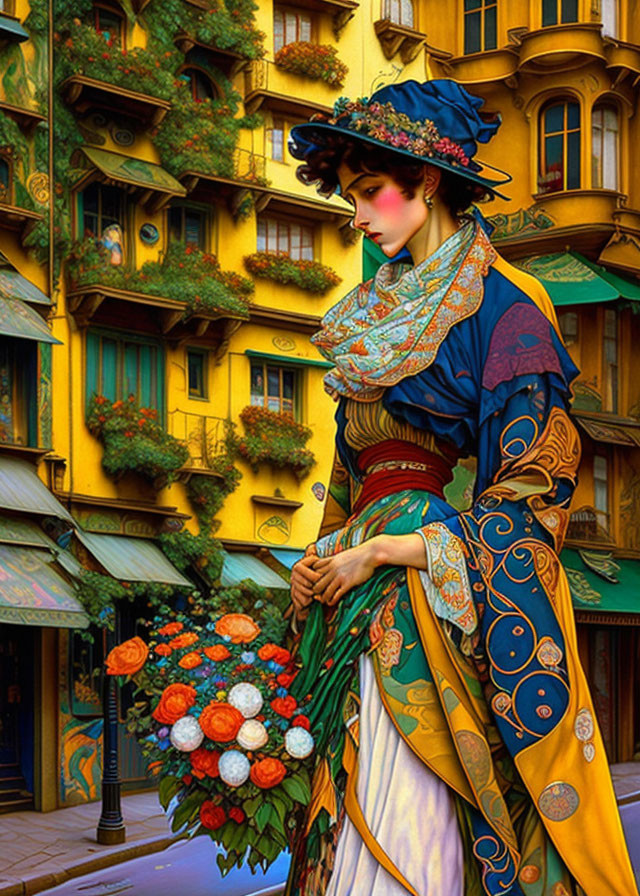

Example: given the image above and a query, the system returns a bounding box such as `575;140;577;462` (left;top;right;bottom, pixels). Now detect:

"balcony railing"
244;59;333;117
167;410;228;470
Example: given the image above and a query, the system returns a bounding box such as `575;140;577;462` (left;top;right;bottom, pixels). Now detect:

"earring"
349;218;357;230
424;193;434;209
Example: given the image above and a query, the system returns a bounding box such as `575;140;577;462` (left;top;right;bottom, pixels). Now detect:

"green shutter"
86;331;100;407
101;338;118;401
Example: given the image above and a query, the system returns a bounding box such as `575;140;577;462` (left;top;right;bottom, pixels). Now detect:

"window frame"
541;0;578;27
593;452;610;533
558;310;579;346
93;2;126;47
602;306;619;414
179;66;218;103
382;0;415;27
538;98;581;194
186;348;208;400
256;214;314;260
0;153;11;205
79;181;126;244
463;0;498;55
85;327;165;421
167;201;211;251
273;6;313;53
270;117;286;162
250;359;300;418
0;337;38;448
591;102;619;191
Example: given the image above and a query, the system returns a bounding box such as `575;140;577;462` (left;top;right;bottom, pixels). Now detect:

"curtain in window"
591;105;618;190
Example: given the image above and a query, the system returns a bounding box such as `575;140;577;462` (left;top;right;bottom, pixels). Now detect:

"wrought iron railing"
167;410;229;469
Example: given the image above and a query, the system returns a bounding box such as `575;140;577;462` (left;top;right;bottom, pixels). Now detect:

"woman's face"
337;161;430;258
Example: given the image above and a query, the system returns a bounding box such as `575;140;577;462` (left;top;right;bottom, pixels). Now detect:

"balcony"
291;0;358;37
167;410;229;480
0;101;46;132
373;19;426;64
0;202;43;244
516;23;605;74
244;59;333;117
605;40;640;83
437;48;519;86
61;75;171;128
179;148;271;218
174;33;249;78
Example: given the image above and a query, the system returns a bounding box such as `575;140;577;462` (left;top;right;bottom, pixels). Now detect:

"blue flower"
264;719;271;728
276;687;288;698
222;634;231;642
158;738;171;751
241;651;255;664
206;622;217;631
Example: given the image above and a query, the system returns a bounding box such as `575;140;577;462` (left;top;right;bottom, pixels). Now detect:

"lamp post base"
96;824;127;845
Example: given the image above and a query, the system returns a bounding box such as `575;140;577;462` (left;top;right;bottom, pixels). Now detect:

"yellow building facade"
0;0;639;813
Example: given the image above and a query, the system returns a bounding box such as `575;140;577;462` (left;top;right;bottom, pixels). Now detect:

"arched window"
93;3;125;45
601;0;618;37
592;104;618;190
180;68;217;103
464;0;497;54
542;0;577;26
538;99;580;194
382;0;414;28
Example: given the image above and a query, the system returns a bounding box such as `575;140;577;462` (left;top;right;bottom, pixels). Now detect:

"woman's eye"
365;187;378;197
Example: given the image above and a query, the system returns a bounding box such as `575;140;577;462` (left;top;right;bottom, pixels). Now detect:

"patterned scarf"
312;220;496;400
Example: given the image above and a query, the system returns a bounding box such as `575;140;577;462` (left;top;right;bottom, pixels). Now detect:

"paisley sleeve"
316;452;351;540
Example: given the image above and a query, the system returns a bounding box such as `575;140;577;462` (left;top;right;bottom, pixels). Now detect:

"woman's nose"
354;207;369;231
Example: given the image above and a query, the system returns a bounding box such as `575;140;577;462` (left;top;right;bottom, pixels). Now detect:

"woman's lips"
367;232;382;242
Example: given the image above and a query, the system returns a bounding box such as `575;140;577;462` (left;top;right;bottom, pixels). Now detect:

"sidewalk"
0;792;172;896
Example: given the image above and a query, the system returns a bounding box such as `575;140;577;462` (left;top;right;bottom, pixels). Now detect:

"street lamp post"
97;618;126;844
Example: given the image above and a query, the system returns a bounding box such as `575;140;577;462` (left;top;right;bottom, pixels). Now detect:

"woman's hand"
290;548;320;622
313;538;385;607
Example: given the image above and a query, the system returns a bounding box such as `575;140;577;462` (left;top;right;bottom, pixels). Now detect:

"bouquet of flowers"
106;612;313;874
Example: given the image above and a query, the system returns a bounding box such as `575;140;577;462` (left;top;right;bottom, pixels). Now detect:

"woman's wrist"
367;534;393;568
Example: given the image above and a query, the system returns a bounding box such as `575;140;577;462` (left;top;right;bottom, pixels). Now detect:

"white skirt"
325;654;464;896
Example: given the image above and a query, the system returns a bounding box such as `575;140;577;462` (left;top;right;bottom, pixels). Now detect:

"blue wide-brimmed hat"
288;79;511;198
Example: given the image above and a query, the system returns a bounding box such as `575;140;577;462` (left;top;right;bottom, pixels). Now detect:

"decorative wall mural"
272;335;295;352
311;481;325;501
139;222;159;245
27;172;49;206
257;514;290;544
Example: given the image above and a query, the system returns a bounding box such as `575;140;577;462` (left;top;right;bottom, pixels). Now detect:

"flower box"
237;406;315;480
274;41;347;88
244;252;341;295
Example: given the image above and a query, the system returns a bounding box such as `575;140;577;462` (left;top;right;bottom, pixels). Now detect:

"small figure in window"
101;224;124;266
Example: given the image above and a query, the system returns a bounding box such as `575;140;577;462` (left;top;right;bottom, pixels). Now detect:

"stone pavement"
0;791;172;896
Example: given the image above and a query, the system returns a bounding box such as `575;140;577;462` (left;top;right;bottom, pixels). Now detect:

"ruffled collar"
311;220;496;400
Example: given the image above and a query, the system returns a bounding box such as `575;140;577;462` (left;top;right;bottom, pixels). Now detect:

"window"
82;182;124;240
0;156;9;203
0;338;38;447
592;105;618;191
250;361;297;416
180;68;217;103
274;7;311;52
86;329;164;412
94;3;125;44
538;100;580;194
558;311;578;345
69;631;103;717
168;204;208;250
257;217;313;260
270;118;285;162
601;0;617;36
187;349;207;399
593;454;609;530
382;0;414;27
603;308;618;413
542;0;578;26
0;1;16;14
464;0;497;54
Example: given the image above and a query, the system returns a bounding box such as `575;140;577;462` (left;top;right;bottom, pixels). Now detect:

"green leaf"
254;801;272;834
158;775;181;810
242;795;262;816
281;773;311;805
171;793;201;832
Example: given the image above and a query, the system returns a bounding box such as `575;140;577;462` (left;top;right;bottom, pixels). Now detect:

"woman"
285;80;636;896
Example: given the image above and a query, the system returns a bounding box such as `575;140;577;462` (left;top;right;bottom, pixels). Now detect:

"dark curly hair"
295;134;492;217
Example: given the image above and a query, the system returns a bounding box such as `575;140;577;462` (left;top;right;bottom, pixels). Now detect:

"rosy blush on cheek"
373;185;406;216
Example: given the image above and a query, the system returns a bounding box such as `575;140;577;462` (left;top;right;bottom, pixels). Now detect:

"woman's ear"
422;164;442;203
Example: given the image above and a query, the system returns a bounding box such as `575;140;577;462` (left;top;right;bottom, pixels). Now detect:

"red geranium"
270;695;297;719
200;801;226;830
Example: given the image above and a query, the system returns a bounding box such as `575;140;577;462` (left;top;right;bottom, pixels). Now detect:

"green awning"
0;515;84;578
0;297;61;343
221;551;289;590
245;350;332;370
0;457;74;523
0;253;50;305
0;15;29;43
0;543;88;628
75;529;194;588
513;252;640;306
75;147;186;198
562;548;640;616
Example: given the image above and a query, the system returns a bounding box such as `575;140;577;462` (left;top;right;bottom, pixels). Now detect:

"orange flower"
199;702;244;742
200;800;226;829
258;644;291;666
190;747;220;779
152;683;197;725
271;695;297;719
178;651;202;670
204;645;231;662
169;632;199;649
158;621;183;636
250;757;286;789
154;643;172;657
105;637;148;676
214;614;260;644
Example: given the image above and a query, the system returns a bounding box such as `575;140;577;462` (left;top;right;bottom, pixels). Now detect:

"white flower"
218;750;250;787
284;727;315;759
169;715;204;752
237;719;268;751
228;682;263;719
